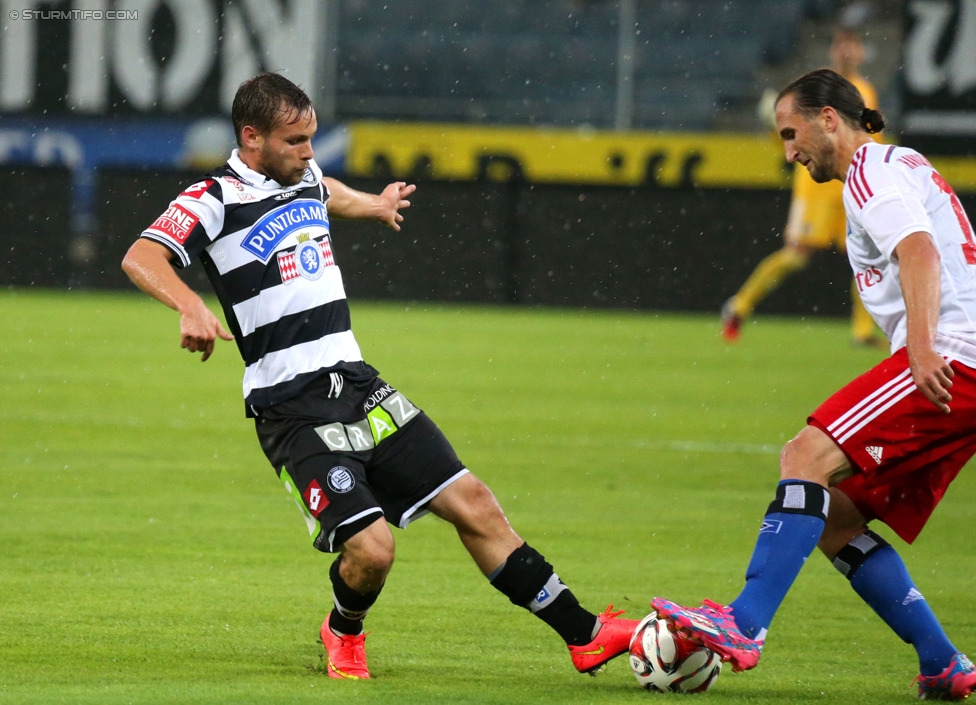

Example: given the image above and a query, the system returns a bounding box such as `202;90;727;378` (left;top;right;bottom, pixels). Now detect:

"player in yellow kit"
721;28;883;346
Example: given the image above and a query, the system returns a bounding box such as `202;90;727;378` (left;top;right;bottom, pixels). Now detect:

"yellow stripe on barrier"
347;122;792;188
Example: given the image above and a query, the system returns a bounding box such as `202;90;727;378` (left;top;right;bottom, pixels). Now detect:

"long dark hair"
231;72;314;146
777;68;885;134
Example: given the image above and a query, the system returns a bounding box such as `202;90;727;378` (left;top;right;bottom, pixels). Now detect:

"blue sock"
832;530;956;676
730;480;829;640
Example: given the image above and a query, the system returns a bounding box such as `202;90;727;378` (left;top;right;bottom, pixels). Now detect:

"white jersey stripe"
242;330;362;397
233;266;346;337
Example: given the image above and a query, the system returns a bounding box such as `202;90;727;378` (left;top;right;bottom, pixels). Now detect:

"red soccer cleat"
320;615;371;680
915;653;976;701
568;605;642;675
721;299;743;343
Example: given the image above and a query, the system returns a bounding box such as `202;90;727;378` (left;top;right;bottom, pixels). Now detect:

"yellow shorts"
784;163;847;251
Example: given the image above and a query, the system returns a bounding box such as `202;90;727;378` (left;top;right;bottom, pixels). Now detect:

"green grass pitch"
2;289;974;704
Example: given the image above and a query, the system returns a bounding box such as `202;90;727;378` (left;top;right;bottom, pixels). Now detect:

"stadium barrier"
16;166;976;318
88;169;852;315
0;167;75;288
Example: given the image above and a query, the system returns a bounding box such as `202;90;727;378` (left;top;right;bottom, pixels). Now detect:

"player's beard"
259;145;307;187
805;129;837;183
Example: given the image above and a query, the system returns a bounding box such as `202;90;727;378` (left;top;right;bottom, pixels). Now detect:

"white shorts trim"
397;468;471;529
327;507;383;552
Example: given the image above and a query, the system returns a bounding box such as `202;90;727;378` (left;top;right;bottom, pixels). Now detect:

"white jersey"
843;142;976;367
141;151;373;414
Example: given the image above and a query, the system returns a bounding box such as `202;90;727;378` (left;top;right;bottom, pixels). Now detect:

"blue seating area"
335;0;807;129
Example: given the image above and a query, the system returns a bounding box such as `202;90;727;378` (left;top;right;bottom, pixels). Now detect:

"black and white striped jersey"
140;150;376;415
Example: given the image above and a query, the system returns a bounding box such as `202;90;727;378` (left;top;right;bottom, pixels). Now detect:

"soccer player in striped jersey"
653;68;976;700
122;72;638;681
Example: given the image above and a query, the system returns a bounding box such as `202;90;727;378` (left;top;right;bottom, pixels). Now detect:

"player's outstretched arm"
121;239;234;362
323;177;415;231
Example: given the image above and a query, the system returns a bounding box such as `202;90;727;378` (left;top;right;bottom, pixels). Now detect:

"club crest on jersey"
296;233;325;281
242;199;330;262
277;233;335;284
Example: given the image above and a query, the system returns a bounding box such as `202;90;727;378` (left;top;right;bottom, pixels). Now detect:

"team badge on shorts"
327;466;355;493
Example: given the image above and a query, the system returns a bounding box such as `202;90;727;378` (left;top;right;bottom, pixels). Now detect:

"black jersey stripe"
238;299;353;366
244;360;374;411
218;258;281;299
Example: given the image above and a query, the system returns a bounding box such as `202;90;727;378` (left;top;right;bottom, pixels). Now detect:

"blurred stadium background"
1;0;974;315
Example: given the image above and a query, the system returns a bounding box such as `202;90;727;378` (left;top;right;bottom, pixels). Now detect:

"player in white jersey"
651;69;976;700
845;143;976;362
121;72;638;681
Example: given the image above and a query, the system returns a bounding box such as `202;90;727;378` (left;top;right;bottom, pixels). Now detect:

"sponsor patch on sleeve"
148;203;200;245
180;179;214;199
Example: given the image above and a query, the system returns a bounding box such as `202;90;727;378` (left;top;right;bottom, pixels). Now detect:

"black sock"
488;543;597;646
328;556;382;636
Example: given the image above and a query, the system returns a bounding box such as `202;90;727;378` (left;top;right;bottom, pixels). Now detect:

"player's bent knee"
433;474;514;540
779;425;849;485
344;549;394;586
432;473;500;517
817;488;869;558
341;520;396;576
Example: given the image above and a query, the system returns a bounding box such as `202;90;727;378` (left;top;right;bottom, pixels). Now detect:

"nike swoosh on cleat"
328;660;362;680
577;645;606;656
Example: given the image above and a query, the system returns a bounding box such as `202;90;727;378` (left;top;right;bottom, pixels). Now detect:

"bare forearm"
896;231;954;412
122;239;200;314
324;177;415;230
898;232;941;351
122;238;234;361
323;177;384;219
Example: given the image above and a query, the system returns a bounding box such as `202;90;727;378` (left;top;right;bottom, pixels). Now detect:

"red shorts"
809;347;976;543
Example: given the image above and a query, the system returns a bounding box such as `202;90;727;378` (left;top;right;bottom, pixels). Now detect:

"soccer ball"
629;611;722;693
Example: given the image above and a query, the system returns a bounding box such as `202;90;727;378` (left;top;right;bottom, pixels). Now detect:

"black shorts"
254;372;467;552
